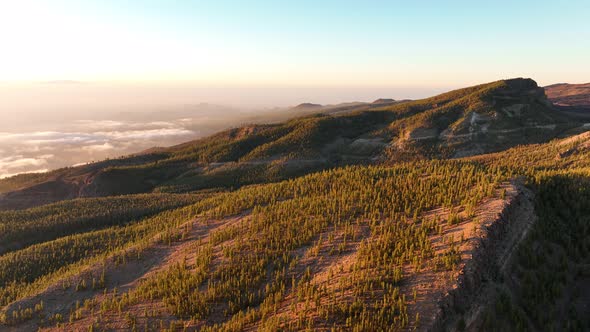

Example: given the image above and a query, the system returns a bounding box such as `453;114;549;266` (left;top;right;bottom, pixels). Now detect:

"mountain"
545;82;590;108
545;83;590;118
372;98;396;104
1;78;590;331
0;78;582;211
292;102;323;110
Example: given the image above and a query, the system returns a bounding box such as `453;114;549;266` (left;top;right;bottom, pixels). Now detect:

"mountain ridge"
0;78;584;211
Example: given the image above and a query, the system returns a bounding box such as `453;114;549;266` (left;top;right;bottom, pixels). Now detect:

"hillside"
0;78;582;211
545;83;590;119
545;83;590;108
1;130;590;331
1;78;590;331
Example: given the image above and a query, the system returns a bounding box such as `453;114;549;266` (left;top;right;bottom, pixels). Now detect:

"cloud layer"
0;120;197;178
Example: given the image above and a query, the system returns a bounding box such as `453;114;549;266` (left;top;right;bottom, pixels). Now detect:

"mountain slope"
2;130;590;331
385;78;573;158
545;82;590;108
435;132;590;331
0;160;507;330
0;81;590;330
0;78;581;211
545;82;590;119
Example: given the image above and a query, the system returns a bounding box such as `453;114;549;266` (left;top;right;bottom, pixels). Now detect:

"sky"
0;0;589;177
1;0;589;88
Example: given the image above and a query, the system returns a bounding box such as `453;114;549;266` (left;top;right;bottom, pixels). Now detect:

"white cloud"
74;120;125;130
0;127;193;146
0;120;198;178
81;143;115;152
0;154;53;179
0;131;95;145
0;169;49;180
38;154;55;159
0;155;49;169
98;128;194;140
73;120;178;131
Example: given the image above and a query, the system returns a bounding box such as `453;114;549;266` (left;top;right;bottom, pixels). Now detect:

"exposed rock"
501;103;527;117
431;182;537;331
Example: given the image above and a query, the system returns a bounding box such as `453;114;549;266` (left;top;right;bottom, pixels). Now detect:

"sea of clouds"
0;119;198;178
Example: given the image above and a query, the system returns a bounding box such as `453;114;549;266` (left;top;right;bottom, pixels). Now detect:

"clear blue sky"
1;0;589;87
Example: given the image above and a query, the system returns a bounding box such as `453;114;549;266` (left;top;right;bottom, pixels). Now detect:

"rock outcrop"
431;182;537;331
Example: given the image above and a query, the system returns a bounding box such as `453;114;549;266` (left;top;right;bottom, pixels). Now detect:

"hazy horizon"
0;78;586;179
0;76;578;179
2;77;582;131
0;0;589;178
0;81;453;178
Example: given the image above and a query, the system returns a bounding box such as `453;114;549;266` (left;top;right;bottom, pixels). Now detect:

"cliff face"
394;78;576;159
431;182;537;331
438;79;563;157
